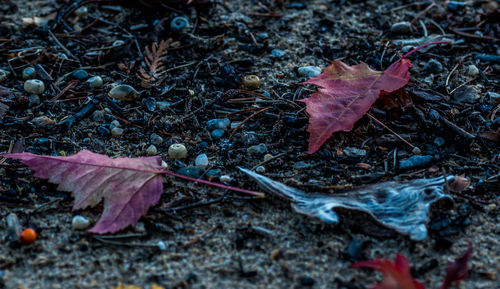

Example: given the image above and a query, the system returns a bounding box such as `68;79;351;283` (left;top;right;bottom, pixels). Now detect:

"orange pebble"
20;228;37;244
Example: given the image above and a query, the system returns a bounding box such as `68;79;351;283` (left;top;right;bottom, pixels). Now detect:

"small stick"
229;107;270;140
410;2;436;24
182;225;219;249
48;30;80;63
251;152;286;171
366;113;420;152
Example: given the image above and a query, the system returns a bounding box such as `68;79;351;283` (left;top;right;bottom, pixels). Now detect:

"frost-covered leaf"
441;246;472;289
299;58;412;153
239;167;453;240
4;150;165;234
351;254;426;289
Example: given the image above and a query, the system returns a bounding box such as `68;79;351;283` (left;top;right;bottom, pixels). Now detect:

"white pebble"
146;144;157;156
24;79;45;94
157;240;167;251
108;84;139;101
467;65;479;77
195;153;209;168
298;66;322;78
111;127;124;137
22;67;36;79
168;143;187;160
150;133;163;145
72;215;90;230
220;175;232;184
87;76;103;88
32;116;55;127
110;120;121;129
255;166;266;173
263;154;273;162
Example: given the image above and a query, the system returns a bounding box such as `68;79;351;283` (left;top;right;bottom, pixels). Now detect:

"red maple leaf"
300;41;449;154
351;254;426;289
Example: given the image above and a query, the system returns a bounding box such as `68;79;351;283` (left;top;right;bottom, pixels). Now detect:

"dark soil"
0;0;498;288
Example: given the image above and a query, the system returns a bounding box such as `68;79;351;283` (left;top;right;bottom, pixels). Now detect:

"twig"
251;152;286;171
410;2;436;24
366;113;420;152
449;27;499;42
439;115;476;139
229;107;271;140
182;225;220;249
445;55;466;94
48;30;80;63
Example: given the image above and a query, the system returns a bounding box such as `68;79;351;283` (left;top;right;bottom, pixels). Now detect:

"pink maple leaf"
4;150;165;234
299;58;412;154
441;246;472;289
351;254;426;289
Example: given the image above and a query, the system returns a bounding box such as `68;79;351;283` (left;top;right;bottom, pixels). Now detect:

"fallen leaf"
448;176;470;192
239;167;453;240
4;150;165;234
441;246;472;289
351;254;426;289
299;58;412;153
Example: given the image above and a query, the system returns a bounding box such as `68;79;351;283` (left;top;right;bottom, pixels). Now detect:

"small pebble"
423;59;443;73
230;121;242;129
146;145;157;156
434;137;445;147
108;84;139;101
111;127;124;137
206;118;230;130
112;40;125;48
72;69;88;80
447;0;466;10
150;133;163;145
391;21;412;34
452;85;480;104
211;129;225;140
297;66;322;78
87;76;103;88
156;101;172;111
412;147;422;155
220;175;232;184
109;120;121;129
22;67;36;79
28;94;40;107
242;75;260;90
263;154;273;162
241;131;258;145
343;147;367;157
97;126;110;136
74;6;88;17
168;144;187;160
72;215;90;230
157;241;167;251
247;143;267;155
299;276;316;286
177;166;204;178
0;69;7;82
32;116;55;127
134;222;146;234
24;79;45;94
92;110;106;121
487;91;500;103
271;49;286;58
255;166;266;173
195;153;209;168
466;65;479;77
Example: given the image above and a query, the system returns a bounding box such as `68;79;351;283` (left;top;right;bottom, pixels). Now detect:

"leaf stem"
162;170;266;198
402;40;451;59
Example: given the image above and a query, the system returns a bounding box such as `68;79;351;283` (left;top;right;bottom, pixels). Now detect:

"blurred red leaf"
4;150;165;234
299;58;412;153
351;254;426;289
441;246;472;289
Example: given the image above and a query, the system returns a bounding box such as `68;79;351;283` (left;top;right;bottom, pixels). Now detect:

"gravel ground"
0;0;499;288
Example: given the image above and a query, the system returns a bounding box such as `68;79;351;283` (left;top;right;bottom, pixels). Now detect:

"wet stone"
92;110;105;121
211;129;225;140
343;147;367;158
168;144;187;160
108;84;139;101
87;76;103;88
97;126;110;136
242;75;260;90
271;49;286;58
467;65;479;76
32;116;55;127
487;91;500;103
255;166;266;173
195;153;209;168
423;59;443;73
391;21;412;34
434;137;445;147
146;145;157;156
452;85;480;104
144;97;156;112
177;166;204;178
207;118;230;130
72;215;90;230
73;69;88;80
109;120;120;129
111;127;123;137
24;79;45;94
297;66;322;78
22;67;36;79
156;101;172;111
247;143;267;155
241;131;258;145
150;133;163;145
